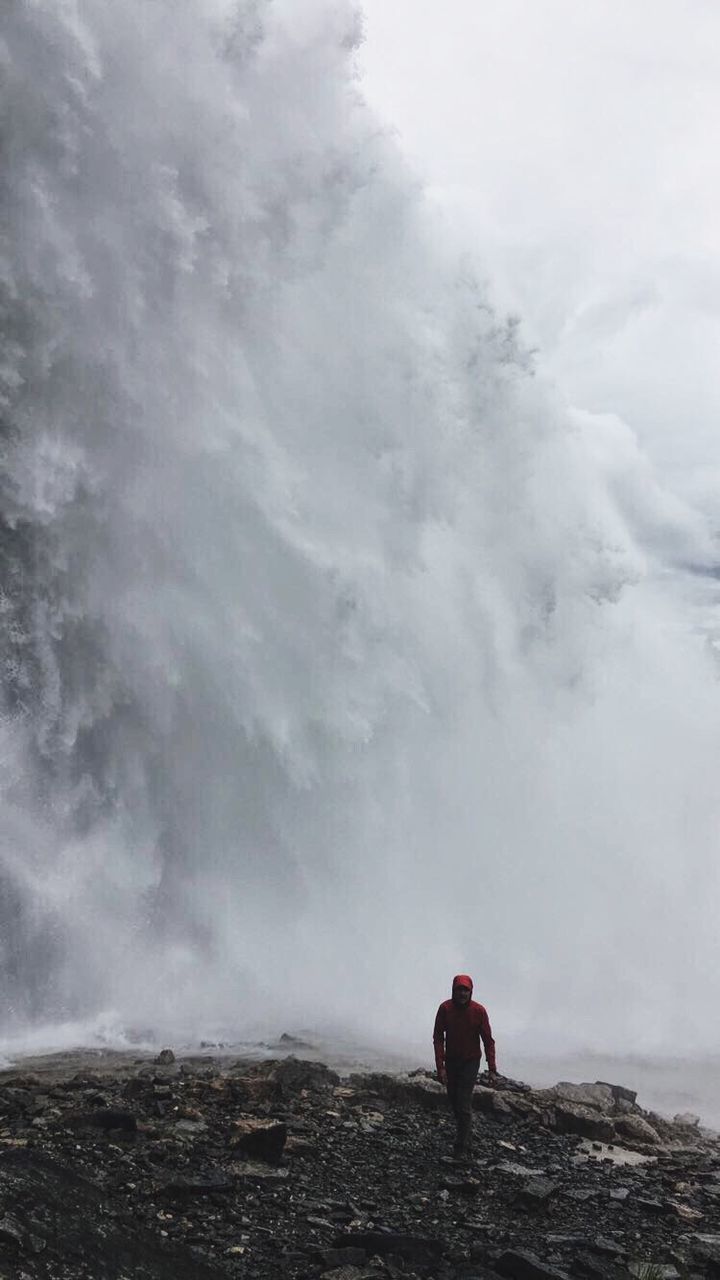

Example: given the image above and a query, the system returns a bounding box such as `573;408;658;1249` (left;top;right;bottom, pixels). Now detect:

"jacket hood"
452;974;473;994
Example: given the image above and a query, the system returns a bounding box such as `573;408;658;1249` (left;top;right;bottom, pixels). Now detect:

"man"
433;974;497;1160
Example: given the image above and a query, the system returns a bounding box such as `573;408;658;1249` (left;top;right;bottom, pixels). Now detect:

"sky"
358;0;720;525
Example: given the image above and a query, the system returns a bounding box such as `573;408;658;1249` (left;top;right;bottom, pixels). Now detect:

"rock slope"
0;1052;718;1279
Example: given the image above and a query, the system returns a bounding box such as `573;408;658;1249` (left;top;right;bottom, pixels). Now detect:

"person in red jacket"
433;974;497;1159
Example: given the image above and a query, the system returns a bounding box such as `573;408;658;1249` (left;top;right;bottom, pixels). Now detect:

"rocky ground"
0;1047;719;1280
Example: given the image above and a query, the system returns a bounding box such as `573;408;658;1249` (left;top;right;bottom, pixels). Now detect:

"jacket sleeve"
433;1004;446;1073
479;1007;497;1073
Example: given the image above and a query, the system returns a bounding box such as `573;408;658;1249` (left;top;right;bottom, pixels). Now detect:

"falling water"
1;0;719;1055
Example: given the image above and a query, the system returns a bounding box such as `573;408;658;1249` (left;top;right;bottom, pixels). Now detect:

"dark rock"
277;1033;316;1049
634;1196;667;1214
553;1103;615;1143
496;1248;571;1280
321;1247;368;1266
614;1115;661;1146
0;1212;26;1249
332;1232;444;1263
230;1116;287;1163
0;1148;226;1277
160;1174;235;1197
64;1108;137;1133
155;1048;176;1065
270;1056;339;1095
518;1176;559;1207
596;1082;638;1106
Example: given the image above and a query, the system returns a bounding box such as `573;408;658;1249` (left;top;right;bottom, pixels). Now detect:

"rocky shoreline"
0;1049;718;1279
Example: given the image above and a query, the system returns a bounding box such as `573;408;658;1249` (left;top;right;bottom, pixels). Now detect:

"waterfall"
1;0;718;1052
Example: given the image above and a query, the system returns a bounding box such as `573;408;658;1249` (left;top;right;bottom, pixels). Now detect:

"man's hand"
437;1067;447;1086
488;1071;499;1088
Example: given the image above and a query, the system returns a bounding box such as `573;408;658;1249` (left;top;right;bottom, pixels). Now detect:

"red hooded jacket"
433;974;497;1074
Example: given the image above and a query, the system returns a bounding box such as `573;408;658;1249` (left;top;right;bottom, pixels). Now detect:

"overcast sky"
358;0;720;527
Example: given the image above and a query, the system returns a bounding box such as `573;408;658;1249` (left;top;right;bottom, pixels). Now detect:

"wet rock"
276;1033;317;1049
596;1082;638;1106
634;1196;667;1213
349;1072;445;1111
688;1233;720;1265
518;1176;559;1207
496;1247;571;1280
0;1148;225;1277
230;1117;287;1164
64;1108;138;1134
155;1049;176;1065
614;1115;662;1146
332;1231;444;1264
271;1057;339;1096
321;1247;369;1266
230;1160;289;1182
552;1103;615;1143
560;1083;615;1111
160;1173;235;1197
628;1265;679;1280
0;1212;27;1249
496;1161;545;1179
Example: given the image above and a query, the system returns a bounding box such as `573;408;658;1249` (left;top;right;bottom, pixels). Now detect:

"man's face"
454;985;471;1006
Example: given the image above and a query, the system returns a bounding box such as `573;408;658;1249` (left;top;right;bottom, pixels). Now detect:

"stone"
349;1071;445;1111
496;1160;544;1178
331;1232;444;1264
160;1174;234;1197
540;1082;615;1113
518;1176;559;1207
635;1196;666;1213
614;1115;662;1146
271;1057;339;1096
277;1032;316;1049
592;1237;625;1257
595;1081;638;1106
230;1161;289;1182
154;1049;176;1065
496;1248;571;1280
65;1109;137;1134
552;1102;615;1143
629;1266;679;1280
673;1111;700;1127
321;1247;368;1267
670;1201;703;1221
0;1212;26;1249
230;1117;287;1164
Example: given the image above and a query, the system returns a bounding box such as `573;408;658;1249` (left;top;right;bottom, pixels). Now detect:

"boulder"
614;1114;662;1146
538;1082;615;1113
518;1176;559;1207
552;1102;615;1142
331;1231;444;1264
349;1072;445;1110
230;1117;287;1164
270;1057;339;1096
64;1109;137;1134
497;1248;571;1280
596;1081;637;1106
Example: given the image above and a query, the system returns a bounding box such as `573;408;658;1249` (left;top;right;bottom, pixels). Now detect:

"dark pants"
446;1059;479;1156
